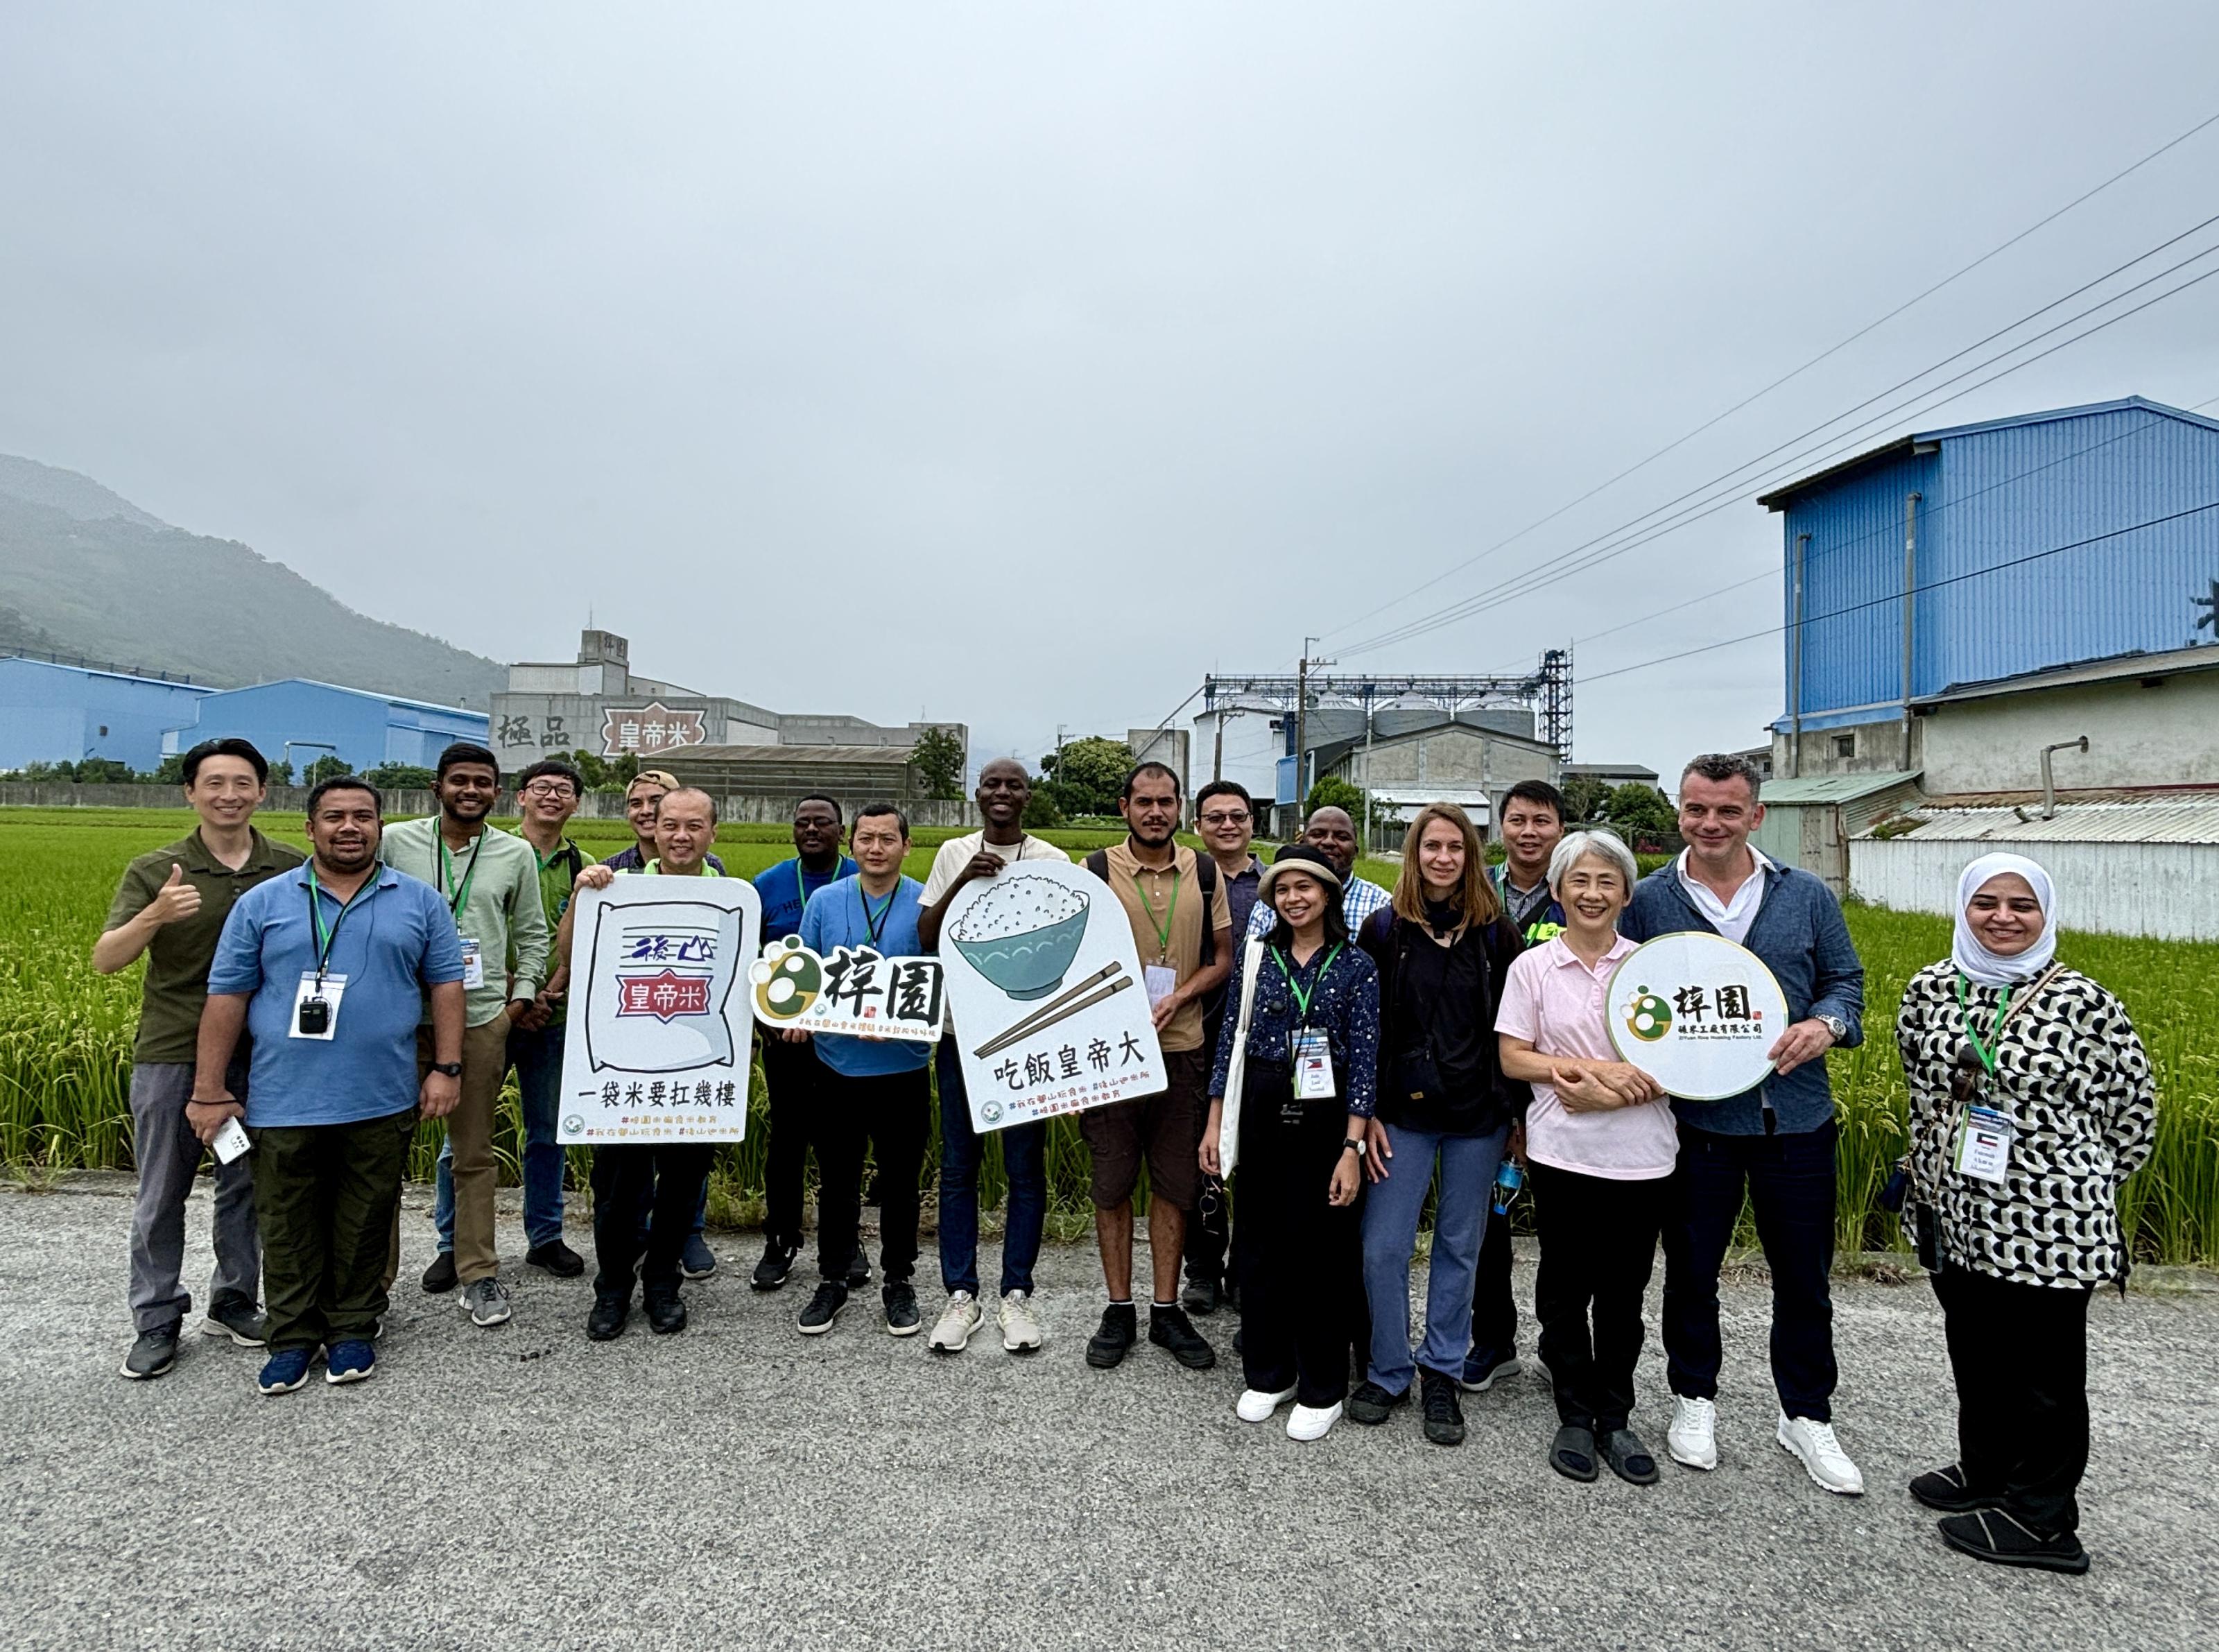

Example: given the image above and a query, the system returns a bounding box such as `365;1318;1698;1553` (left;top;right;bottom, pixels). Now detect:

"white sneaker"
929;1291;983;1354
1668;1395;1718;1470
1287;1401;1342;1442
1235;1384;1297;1423
1777;1414;1865;1495
999;1289;1043;1354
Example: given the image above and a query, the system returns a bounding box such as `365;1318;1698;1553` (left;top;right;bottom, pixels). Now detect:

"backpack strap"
1195;852;1217;970
1084;850;1110;880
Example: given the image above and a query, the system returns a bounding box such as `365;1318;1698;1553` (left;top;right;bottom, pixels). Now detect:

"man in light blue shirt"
1246;806;1390;936
793;803;931;1340
193;777;466;1395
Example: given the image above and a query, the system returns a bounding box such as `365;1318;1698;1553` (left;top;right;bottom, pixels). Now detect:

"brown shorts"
1078;1047;1208;1210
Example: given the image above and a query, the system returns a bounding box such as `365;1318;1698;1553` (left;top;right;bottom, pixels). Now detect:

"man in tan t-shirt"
1078;760;1231;1375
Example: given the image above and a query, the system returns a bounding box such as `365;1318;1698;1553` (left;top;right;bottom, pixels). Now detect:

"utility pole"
1211;709;1225;784
1293;643;1313;819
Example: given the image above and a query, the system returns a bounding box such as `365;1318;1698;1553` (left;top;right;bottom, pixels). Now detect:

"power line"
1340;246;2219;657
1322;105;2219;646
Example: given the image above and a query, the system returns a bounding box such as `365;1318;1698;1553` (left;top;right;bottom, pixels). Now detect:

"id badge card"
1143;964;1177;1008
458;936;486;990
291;971;348;1040
1292;1028;1336;1100
211;1117;252;1164
1954;1103;2014;1184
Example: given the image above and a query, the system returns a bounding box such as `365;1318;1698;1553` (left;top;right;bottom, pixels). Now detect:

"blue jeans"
935;1040;1047;1298
435;1020;569;1253
1360;1120;1507;1396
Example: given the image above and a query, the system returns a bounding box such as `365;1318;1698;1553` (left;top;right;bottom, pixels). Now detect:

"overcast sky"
4;3;2216;798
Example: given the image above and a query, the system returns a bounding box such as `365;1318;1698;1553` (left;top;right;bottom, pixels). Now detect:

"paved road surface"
3;1178;2213;1651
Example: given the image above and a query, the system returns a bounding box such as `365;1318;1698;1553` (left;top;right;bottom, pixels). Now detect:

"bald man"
1246;806;1392;936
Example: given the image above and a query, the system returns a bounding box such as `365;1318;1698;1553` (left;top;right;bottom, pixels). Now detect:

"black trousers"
811;1065;930;1286
1532;1162;1666;1433
592;1142;715;1299
1931;1261;2093;1538
758;1034;824;1247
254;1107;415;1353
1470;1184;1519;1359
1661;1119;1838;1421
1236;1064;1360;1408
1184;1171;1232;1287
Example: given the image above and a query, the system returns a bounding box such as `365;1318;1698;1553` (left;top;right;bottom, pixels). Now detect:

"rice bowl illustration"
950;876;1091;1000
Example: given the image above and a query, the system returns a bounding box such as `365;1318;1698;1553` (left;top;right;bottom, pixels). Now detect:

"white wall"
1851;836;2219;940
1921;671;2219;793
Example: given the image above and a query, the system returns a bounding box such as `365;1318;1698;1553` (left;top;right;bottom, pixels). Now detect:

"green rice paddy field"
4;808;2215;1262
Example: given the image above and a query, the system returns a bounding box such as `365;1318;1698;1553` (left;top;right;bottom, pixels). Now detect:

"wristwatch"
1815;1015;1848;1042
1341;1135;1367;1158
430;1061;464;1078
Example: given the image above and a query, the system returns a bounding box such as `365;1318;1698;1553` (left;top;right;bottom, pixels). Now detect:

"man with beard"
194;776;465;1392
381;742;549;1328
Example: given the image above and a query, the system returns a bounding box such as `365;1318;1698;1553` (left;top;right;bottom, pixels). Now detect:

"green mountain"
0;455;504;708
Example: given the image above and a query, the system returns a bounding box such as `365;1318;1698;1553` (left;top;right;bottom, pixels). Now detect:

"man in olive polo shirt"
96;737;304;1380
381;741;549;1328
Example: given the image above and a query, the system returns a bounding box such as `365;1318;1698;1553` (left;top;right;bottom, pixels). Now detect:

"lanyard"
438;830;486;920
304;865;375;983
1270;943;1342;1024
856;881;897;947
1135;863;1180;961
1953;974;2015;1076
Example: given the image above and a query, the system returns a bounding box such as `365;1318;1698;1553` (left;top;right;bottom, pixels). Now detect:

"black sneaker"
883;1281;922;1337
200;1300;268;1347
846;1252;872;1291
1910;1463;2000;1514
644;1291;688;1335
587;1293;630;1341
1147;1305;1216;1370
1086;1302;1138;1369
752;1237;799;1291
526;1240;585;1278
797;1281;849;1335
1347;1380;1408;1426
1458;1343;1521;1393
680;1234;717;1280
120;1320;182;1380
1937;1509;2091;1574
420;1251;458;1294
1420;1370;1466;1446
1180;1276;1225;1316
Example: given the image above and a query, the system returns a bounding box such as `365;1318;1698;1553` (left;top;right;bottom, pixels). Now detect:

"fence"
0;783;980;827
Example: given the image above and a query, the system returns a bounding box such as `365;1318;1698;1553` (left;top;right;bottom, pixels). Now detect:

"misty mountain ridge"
0;454;504;708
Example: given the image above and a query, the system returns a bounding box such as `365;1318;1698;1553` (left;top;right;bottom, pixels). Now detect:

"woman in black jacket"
1345;802;1525;1447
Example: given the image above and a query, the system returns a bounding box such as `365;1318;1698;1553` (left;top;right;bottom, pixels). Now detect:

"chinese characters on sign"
749;940;946;1043
597;700;709;759
558;875;763;1144
494;713;573;751
1607;931;1790;1101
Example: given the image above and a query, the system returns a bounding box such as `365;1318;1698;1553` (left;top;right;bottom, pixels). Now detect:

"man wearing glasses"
1182;780;1263;1315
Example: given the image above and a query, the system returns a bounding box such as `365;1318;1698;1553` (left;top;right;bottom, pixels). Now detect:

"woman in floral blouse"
1204;844;1379;1443
1897;852;2155;1576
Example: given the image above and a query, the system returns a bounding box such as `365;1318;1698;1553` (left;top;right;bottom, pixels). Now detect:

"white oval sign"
1605;931;1789;1101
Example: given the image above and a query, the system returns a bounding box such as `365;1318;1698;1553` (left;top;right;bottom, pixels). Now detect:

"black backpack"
1085;847;1218;967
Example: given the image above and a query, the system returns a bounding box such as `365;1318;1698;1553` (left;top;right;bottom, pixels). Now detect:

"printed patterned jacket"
1897;961;2156;1289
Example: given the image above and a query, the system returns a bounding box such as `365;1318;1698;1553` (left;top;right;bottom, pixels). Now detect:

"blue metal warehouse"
166;679;490;776
1759;396;2219;785
0;656;214;772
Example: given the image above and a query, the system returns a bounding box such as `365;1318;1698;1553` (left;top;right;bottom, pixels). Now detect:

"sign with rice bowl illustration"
558;875;764;1144
1604;930;1789;1101
938;859;1165;1132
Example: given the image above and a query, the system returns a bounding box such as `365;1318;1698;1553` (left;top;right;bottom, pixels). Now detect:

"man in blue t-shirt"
194;777;467;1395
791;803;931;1340
745;793;856;1293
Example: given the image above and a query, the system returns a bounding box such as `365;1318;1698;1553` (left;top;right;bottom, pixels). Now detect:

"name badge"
459;936;485;990
291;971;348;1040
1143;964;1177;1008
1954;1103;2013;1185
1292;1028;1336;1100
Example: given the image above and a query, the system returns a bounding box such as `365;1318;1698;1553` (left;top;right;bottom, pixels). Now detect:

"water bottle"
1492;1158;1523;1217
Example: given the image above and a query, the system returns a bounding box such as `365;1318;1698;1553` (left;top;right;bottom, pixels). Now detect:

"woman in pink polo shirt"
1495;829;1673;1488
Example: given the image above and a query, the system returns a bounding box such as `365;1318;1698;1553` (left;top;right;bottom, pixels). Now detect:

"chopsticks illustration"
974;963;1132;1058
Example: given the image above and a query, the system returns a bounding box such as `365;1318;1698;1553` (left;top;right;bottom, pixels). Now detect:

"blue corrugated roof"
200;677;479;716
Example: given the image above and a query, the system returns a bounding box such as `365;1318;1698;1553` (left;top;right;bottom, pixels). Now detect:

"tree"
1603;782;1677;844
365;762;436;791
76;759;134;784
1561;773;1612;825
267;759;294;786
1303;774;1366;820
910;727;965;801
1019;788;1065;829
1037;736;1134;818
306;755;351;786
149;754;188;786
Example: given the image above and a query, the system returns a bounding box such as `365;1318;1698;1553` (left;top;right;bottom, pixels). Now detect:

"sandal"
1600;1427;1660;1485
1550;1424;1599;1483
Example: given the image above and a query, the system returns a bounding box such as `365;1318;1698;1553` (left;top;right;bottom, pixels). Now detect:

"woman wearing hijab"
1897;853;2156;1574
1349;802;1526;1448
1202;844;1380;1442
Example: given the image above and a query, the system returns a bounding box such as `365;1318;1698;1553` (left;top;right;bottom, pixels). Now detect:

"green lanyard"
1953;974;2014;1076
1270;943;1342;1024
1135;866;1181;962
438;831;486;921
304;864;375;982
856;881;897;948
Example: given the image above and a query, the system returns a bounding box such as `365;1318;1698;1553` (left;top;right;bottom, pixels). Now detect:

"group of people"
103;739;2155;1575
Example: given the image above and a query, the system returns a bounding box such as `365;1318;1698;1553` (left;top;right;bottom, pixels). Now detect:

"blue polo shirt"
754;854;859;943
798;874;929;1077
207;863;467;1128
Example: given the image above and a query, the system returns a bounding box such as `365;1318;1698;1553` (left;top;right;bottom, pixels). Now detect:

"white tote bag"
1216;938;1267;1176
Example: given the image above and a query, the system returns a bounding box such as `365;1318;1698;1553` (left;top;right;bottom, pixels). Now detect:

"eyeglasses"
520;782;577;799
1199;811;1251;827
